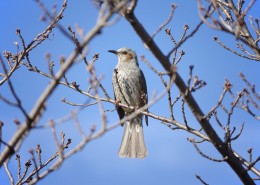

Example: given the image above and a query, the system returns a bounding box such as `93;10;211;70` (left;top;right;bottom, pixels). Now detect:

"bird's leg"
133;105;141;116
115;99;121;108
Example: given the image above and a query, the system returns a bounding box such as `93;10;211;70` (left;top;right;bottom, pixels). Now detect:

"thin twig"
61;98;99;107
195;174;209;185
188;138;228;162
0;56;30;120
182;99;190;130
213;37;259;61
151;4;176;38
4;162;14;185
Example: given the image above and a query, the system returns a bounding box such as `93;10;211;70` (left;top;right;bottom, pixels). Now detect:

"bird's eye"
122;51;127;55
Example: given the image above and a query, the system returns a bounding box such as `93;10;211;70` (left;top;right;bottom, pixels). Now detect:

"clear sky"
1;0;260;185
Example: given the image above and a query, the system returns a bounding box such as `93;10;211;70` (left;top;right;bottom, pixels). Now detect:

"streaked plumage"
109;47;148;158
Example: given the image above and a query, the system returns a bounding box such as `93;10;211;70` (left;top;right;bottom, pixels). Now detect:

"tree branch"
124;9;255;185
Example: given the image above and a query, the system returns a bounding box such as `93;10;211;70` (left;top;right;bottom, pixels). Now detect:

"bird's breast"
112;66;143;109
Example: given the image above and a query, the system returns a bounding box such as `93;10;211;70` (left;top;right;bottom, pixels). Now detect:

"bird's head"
108;47;138;66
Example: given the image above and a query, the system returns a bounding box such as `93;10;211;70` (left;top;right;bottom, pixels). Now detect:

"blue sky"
1;0;260;184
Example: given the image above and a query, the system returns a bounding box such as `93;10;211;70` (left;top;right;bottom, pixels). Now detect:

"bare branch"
182;99;191;130
20;138;72;184
198;0;260;59
240;73;260;101
0;56;29;120
205;83;229;119
61;98;99;107
230;122;244;141
1;1;259;184
140;55;169;76
247;157;260;172
213;37;259;61
188;138;228;162
248;147;253;163
0;0;125;166
36;145;42;167
195;174;209;185
124;7;255;184
4;162;14;185
152;4;176;39
167;20;204;58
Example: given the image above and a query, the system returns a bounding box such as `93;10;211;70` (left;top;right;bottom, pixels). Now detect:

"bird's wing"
115;92;125;126
140;69;148;126
112;69;125;126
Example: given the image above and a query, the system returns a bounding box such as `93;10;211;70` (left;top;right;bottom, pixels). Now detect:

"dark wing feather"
115;93;125;126
140;70;148;126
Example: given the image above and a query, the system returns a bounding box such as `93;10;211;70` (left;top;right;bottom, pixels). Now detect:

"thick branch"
0;1;124;166
124;10;255;185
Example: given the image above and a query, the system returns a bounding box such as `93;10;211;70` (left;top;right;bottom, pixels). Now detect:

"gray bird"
109;47;148;158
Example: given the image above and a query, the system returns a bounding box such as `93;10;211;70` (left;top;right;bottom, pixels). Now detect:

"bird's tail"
118;116;147;158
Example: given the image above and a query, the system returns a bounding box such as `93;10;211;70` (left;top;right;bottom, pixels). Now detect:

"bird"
109;47;148;158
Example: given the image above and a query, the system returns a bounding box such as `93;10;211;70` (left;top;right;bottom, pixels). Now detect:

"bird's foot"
115;99;121;108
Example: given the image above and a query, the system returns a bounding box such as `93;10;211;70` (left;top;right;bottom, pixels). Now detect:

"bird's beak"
108;50;117;54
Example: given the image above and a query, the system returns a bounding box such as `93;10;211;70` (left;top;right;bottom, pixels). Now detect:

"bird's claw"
115;99;121;108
